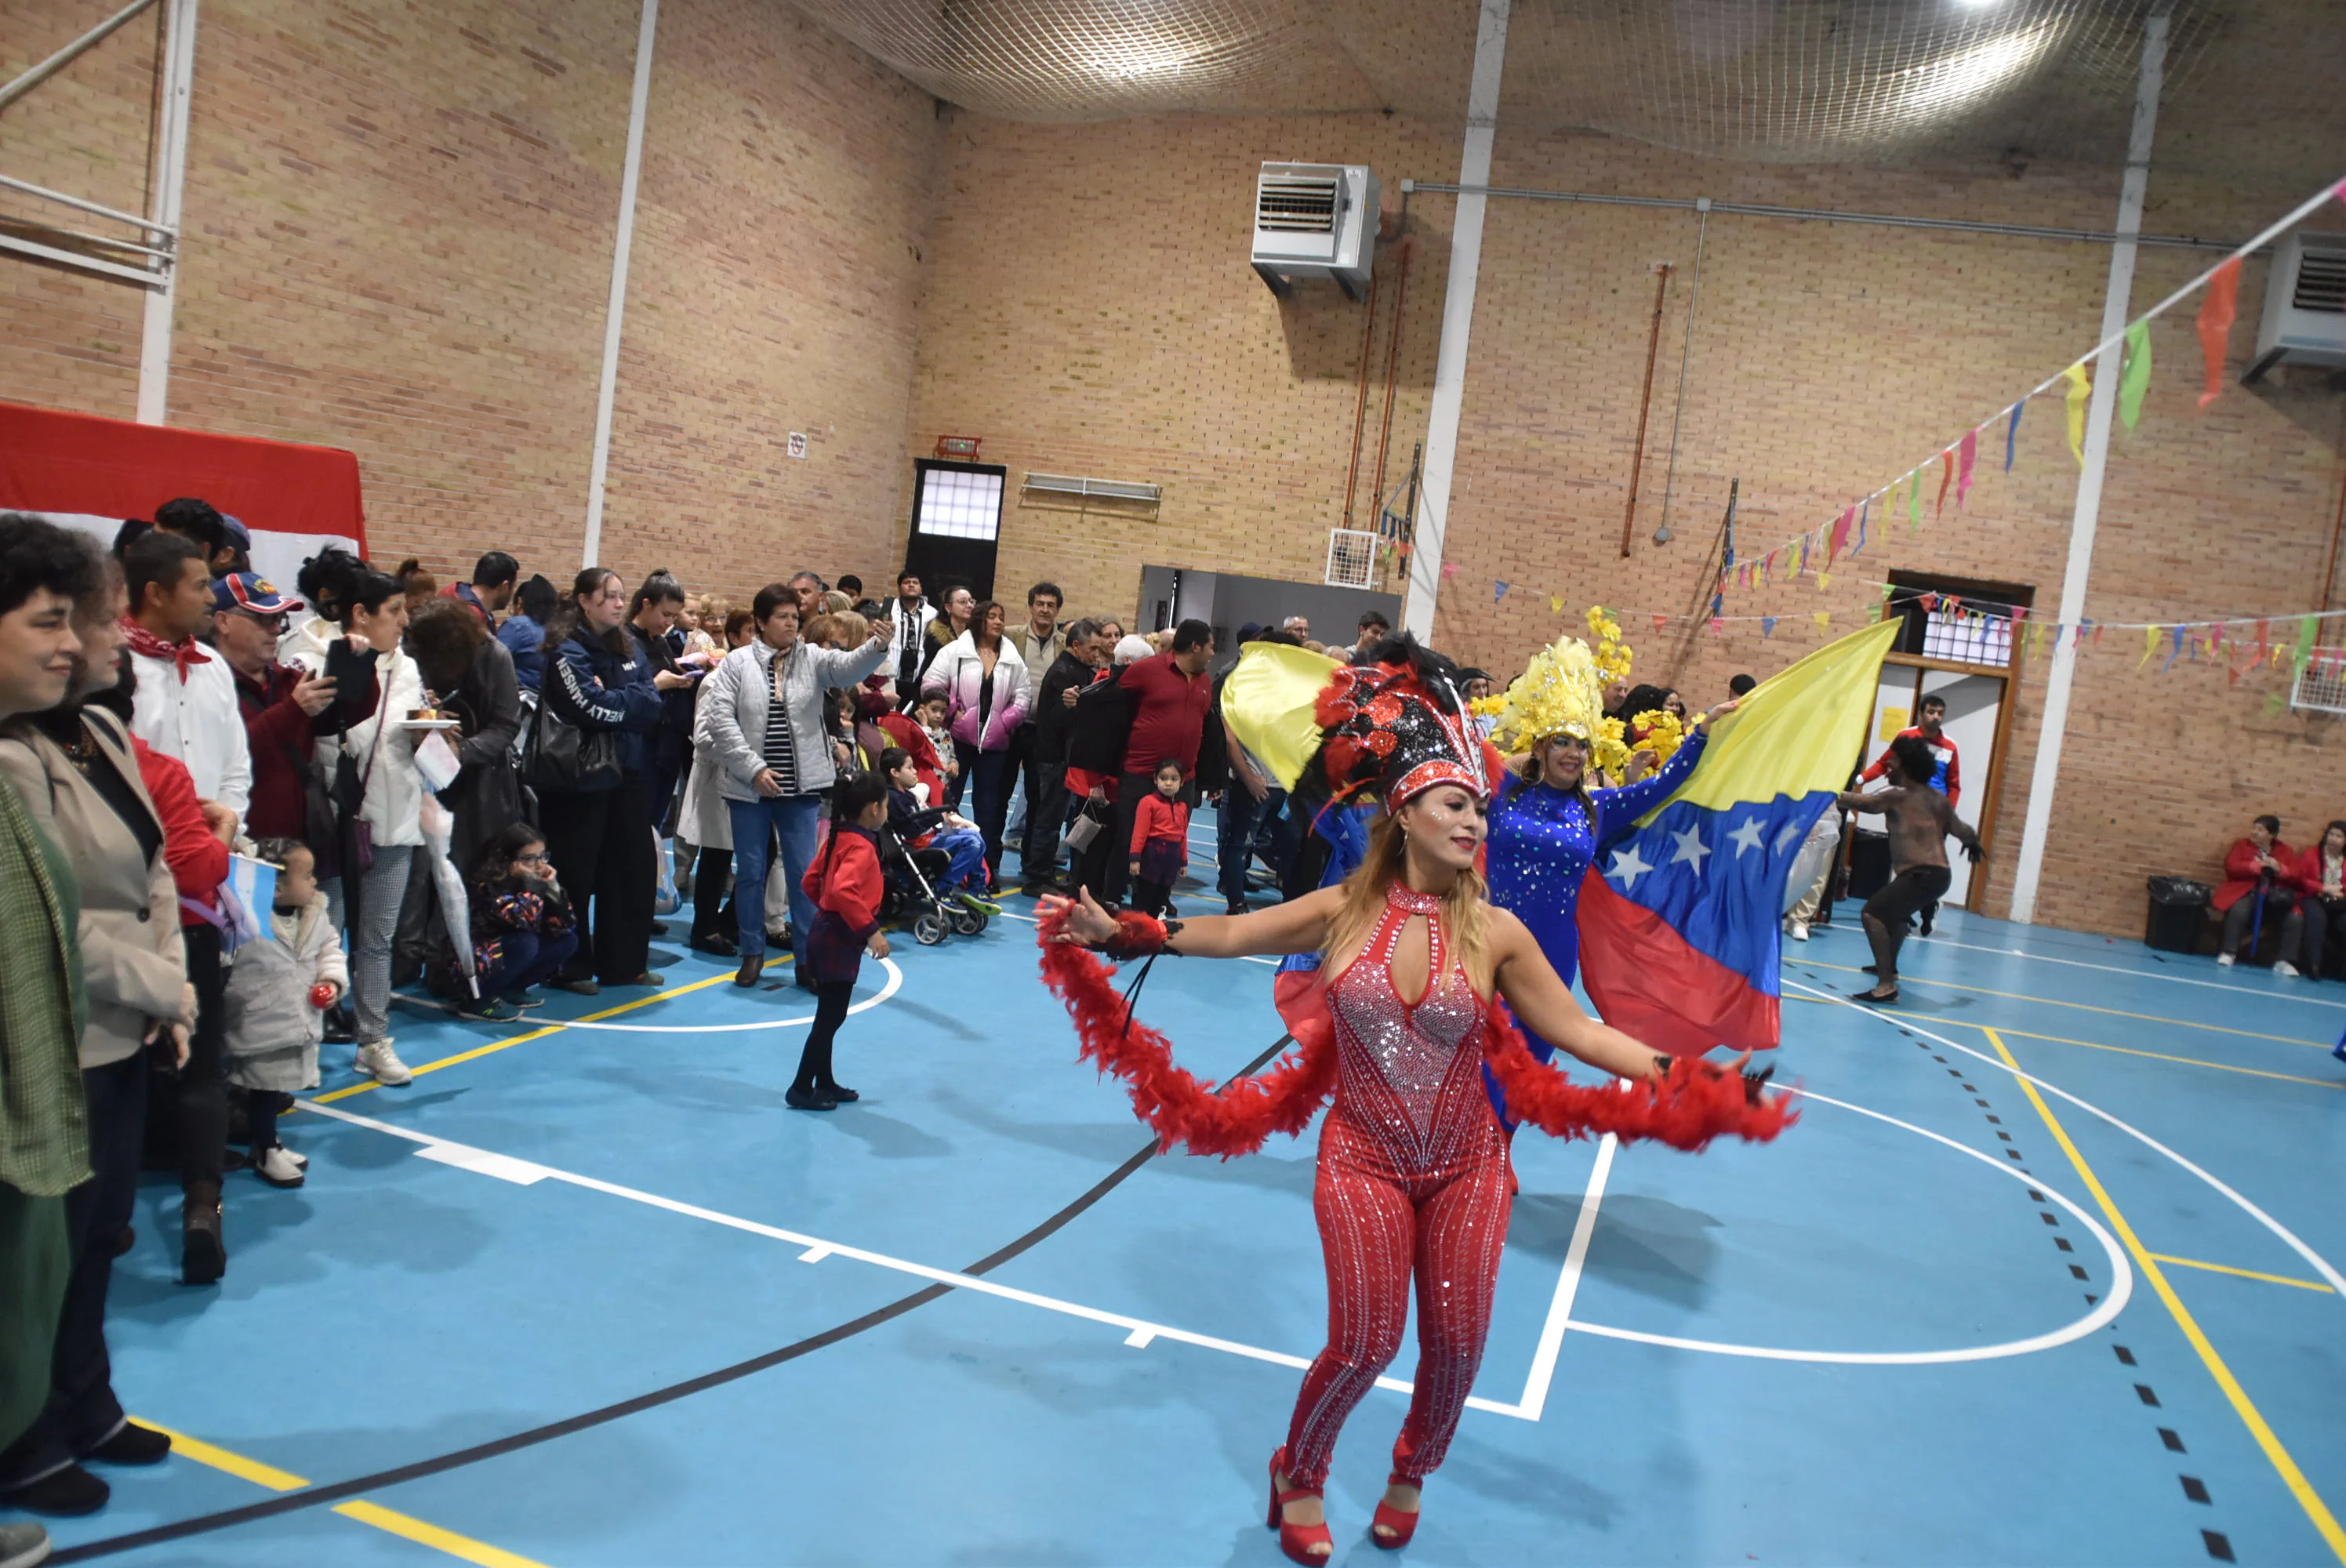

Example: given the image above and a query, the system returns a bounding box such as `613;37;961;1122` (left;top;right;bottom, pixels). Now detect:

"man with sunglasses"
213;574;358;844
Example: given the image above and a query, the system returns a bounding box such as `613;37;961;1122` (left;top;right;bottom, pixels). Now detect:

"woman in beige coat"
0;561;190;1514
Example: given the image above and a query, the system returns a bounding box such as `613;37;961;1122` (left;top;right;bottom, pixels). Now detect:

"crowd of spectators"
0;505;1432;1552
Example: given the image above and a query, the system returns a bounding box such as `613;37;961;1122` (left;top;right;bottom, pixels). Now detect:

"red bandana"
121;617;212;683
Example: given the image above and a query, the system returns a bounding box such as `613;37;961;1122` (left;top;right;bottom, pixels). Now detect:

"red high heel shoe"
1371;1472;1422;1549
1266;1449;1333;1564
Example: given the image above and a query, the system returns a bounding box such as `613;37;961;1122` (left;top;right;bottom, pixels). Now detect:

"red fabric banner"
0;401;365;583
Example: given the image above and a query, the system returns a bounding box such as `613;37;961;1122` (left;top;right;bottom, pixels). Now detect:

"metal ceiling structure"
779;0;2344;177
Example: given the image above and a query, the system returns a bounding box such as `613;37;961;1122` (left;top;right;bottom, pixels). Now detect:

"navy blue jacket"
545;626;662;781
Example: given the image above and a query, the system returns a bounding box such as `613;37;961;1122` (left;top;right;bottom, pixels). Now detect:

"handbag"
522;678;622;793
1062;798;1106;854
317;694;386;881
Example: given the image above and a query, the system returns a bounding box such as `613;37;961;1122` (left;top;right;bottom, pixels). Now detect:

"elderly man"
1099;619;1214;909
1022;617;1109;895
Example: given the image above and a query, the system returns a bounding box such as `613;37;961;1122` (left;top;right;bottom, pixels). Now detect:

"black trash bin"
2145;876;2212;953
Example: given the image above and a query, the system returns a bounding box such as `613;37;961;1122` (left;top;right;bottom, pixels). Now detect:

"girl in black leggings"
787;771;891;1112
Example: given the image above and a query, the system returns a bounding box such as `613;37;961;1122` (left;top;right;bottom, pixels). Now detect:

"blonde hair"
1321;807;1495;997
821;590;854;615
806;610;870;649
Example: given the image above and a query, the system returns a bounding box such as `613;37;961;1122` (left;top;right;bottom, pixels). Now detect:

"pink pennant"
1653;614;1667;635
1956;430;1978;508
1708;616;1723;637
1440;562;1458;581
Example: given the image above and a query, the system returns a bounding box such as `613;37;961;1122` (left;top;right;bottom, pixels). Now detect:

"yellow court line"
1981;1029;2346;1566
312;953;794;1105
1796;960;2325;1047
2149;1253;2338;1294
137;1420;554;1567
1783;994;2343;1087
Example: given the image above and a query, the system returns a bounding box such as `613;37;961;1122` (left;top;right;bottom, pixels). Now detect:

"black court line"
52;1033;1298;1562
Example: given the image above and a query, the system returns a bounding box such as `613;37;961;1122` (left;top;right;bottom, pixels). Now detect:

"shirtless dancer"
1838;734;1981;1004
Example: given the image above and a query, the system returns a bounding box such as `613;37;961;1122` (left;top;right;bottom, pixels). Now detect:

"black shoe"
1226;898;1250;916
181;1201;224;1286
111;1225;133;1258
2;1462;108;1516
86;1422;170;1466
735;956;763;988
1919;911;1935;937
648;921;670;937
822;1083;859;1103
556;976;601;996
323;1003;356;1044
1018;883;1057;899
766;926;793;949
784;1085;838;1112
1861;964;1878;975
794;973;817;993
691;933;740;957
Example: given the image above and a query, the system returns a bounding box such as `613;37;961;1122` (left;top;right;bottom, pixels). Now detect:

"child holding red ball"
223;840;348;1187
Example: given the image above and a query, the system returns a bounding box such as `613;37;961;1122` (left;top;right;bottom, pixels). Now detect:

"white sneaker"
1789;921;1810;942
2216;952;2236;967
281;1145;308;1170
2275;960;2301;978
354;1040;412;1087
254;1145;307;1188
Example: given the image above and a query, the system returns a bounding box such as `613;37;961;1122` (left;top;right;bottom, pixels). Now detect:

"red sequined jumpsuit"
1282;883;1513;1488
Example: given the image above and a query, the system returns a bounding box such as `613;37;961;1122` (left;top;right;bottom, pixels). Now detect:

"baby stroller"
877;826;990;946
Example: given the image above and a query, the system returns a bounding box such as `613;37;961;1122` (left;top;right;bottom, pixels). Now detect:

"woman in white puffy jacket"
286;568;427;1086
920;599;1030;884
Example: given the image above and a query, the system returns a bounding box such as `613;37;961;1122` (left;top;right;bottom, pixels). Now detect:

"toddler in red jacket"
1128;758;1190;918
790;770;892;1112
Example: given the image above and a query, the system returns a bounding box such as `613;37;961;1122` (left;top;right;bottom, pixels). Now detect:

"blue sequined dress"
1481;732;1708;1116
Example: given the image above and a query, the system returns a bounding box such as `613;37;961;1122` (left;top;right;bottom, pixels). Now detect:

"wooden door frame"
1880;651;2016;913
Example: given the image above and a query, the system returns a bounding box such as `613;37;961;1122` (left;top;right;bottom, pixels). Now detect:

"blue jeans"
479;928;580;1003
929;827;987;894
729;795;821;964
1218;786;1262;903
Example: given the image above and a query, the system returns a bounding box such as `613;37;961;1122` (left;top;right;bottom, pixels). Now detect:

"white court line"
292;1098;1521;1417
1514;1134;1614;1420
389;960;905;1033
1817;925;2346;1009
1784;977;2346;1298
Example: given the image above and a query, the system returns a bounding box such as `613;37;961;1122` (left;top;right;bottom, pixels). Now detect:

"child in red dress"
1128;758;1189;917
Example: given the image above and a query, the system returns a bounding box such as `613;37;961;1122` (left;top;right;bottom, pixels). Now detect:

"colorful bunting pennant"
2005;400;2024;472
1761;616;1778;637
2141;625;2159;667
1856;499;1868;555
1907;470;1922;532
1549;594;1564;614
1813;611;1830;631
1440;562;1458;580
2119;321;2152;430
1957;429;1977;508
1828;506;1854;565
1936;448;1954;519
2197;257;2241;409
2063;363;2091;465
1494;580;1509;601
2163;624;2185;672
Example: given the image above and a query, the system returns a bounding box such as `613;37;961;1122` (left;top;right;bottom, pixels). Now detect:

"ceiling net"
786;0;2232;167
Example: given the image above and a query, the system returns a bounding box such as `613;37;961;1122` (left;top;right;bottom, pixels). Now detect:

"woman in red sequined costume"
1039;640;1789;1563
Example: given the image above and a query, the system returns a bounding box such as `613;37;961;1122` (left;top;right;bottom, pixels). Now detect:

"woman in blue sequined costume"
1481;699;1736;1121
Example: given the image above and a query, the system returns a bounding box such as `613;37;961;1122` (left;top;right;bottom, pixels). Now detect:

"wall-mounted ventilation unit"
1252;162;1378;301
1019;471;1162;521
2246;230;2346;382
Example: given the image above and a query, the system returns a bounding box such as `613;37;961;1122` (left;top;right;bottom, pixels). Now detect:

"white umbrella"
419;796;477;999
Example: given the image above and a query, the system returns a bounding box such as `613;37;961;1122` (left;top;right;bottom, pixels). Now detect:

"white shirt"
126;644;252;818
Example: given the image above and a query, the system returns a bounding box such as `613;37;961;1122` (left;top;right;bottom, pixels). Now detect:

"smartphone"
323;639;380;697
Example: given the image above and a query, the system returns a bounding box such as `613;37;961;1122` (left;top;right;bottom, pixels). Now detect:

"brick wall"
902;114;2346;938
1;0;935;603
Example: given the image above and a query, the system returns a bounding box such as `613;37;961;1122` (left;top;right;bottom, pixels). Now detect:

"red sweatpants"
1280;1142;1515;1488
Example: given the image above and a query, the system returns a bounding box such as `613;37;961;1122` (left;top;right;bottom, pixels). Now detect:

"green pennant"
2265;692;2288;718
1907;470;1922;531
2119;321;2153;431
2297;615;2321;671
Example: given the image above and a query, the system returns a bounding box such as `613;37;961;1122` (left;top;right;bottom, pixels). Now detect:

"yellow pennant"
1814;611;1831;631
1549;595;1564;615
2140;624;2159;666
1817;572;1832;591
2063;363;2092;466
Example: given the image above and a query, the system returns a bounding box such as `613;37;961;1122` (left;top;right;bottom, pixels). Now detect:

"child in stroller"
882;747;1000;943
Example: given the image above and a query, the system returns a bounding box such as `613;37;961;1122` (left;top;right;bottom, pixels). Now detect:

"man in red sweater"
2215;814;2303;974
212;575;347;842
1859;691;1961;933
1100;619;1214;909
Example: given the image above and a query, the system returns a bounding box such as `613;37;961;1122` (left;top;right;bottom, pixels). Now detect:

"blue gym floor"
32;807;2346;1567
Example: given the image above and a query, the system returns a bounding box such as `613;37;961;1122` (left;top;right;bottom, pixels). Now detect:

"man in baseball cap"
210;572;302;620
212;574;346;848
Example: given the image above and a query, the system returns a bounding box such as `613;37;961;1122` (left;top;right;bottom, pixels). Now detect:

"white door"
1918;671;1999;906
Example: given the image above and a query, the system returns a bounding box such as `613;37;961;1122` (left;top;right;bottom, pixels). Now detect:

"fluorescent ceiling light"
1897;22;2057;116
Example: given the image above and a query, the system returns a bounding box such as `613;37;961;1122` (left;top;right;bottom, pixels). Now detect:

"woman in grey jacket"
695;583;889;987
0;572;189;1512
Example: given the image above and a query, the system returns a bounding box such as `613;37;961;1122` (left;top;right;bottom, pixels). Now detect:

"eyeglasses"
515;851;549;865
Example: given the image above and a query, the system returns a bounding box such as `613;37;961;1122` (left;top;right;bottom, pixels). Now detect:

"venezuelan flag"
1577;619;1899;1057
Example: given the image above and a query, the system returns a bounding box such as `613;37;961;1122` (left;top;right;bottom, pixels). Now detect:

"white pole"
1400;0;1509;640
581;0;659;568
135;0;196;426
2008;8;2168;925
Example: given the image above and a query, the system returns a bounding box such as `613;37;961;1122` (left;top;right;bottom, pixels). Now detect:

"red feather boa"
1034;910;1794;1157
